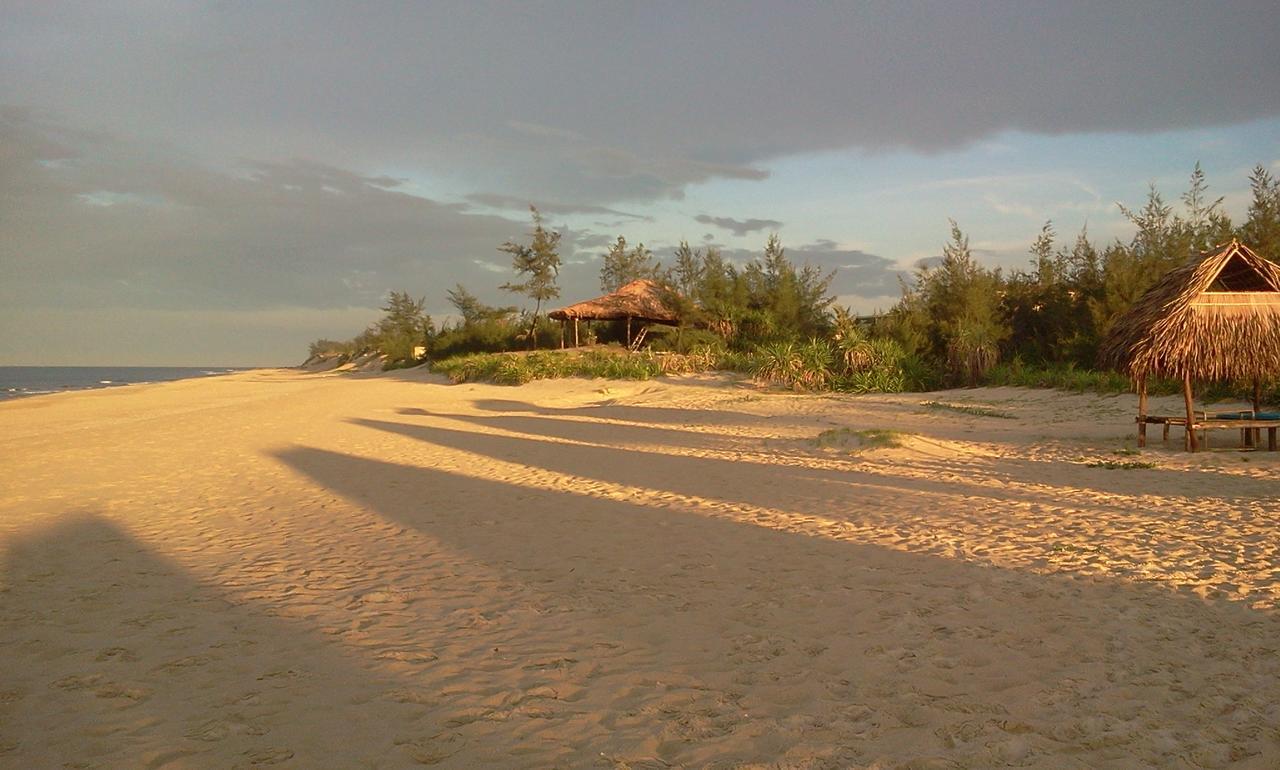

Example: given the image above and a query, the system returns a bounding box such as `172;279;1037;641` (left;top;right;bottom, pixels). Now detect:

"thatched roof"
1100;240;1280;382
548;279;681;324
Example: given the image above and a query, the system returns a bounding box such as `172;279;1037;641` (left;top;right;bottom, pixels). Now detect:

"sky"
2;1;1279;366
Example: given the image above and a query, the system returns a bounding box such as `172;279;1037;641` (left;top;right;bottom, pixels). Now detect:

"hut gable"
548;279;681;324
1100;240;1280;382
1209;252;1278;292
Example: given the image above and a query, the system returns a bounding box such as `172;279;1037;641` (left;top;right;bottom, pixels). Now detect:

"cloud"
7;4;1271;201
0;112;685;362
694;214;784;236
0;113;601;361
465;192;650;221
506;121;584;143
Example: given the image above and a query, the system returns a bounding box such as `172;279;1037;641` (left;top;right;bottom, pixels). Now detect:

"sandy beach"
1;368;1278;768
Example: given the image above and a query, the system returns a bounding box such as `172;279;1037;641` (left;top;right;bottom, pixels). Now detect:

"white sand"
1;368;1278;768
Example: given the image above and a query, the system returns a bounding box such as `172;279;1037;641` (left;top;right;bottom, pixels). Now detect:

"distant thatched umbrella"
1099;240;1280;450
548;279;681;347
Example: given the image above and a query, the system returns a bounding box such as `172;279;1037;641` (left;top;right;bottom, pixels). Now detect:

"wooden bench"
1139;415;1279;450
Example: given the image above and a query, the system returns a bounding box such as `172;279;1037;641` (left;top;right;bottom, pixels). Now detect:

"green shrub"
981;361;1136;394
431;349;665;385
750;341;827;390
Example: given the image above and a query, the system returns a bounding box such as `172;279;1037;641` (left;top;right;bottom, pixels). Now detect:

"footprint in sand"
0;688;26;704
394;732;465;765
94;647;138;663
184;714;269;742
237;746;294;766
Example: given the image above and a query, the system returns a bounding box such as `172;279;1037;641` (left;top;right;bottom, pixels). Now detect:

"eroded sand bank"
1;368;1278;768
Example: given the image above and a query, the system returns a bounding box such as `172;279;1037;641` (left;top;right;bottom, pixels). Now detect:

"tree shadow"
400;409;743;454
0;514;461;768
465;397;765;426
273;445;1280;767
359;413;1272;524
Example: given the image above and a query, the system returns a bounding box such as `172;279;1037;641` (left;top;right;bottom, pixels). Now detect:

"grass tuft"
1082;459;1157;469
812;428;907;451
920;401;1014;419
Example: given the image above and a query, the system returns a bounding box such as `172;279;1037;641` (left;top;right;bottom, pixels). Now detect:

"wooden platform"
1139;415;1279;451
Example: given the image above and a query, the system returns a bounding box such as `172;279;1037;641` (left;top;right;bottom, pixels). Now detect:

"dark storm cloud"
694;215;784;236
4;2;1276;202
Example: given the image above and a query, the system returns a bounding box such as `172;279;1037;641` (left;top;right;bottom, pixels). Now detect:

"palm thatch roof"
1100;240;1280;382
548;279;681;324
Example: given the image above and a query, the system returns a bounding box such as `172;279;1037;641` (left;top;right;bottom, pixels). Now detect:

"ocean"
0;366;251;401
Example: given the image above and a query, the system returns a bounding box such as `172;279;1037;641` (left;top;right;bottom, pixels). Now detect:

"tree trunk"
529;299;541;350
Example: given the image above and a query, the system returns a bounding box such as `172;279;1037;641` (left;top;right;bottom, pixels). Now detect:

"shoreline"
0;365;270;402
1;369;1277;766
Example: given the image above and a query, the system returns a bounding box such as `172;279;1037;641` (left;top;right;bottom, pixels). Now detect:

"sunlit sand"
2;369;1277;767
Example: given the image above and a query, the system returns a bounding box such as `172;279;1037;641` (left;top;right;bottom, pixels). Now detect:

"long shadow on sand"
275;444;1280;766
466;406;1280;500
0;514;456;767
401;408;746;454
467;397;766;426
358;413;1273;528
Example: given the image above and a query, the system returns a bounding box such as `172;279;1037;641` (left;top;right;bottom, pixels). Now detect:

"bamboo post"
1183;374;1197;452
625;316;632;347
1251;378;1263;447
1137;376;1148;448
573;318;579;347
559;320;565;349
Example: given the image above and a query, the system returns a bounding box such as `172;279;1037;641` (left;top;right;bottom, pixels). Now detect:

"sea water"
0;366;249;400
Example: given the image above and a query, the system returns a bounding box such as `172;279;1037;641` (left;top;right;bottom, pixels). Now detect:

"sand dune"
1;368;1278;767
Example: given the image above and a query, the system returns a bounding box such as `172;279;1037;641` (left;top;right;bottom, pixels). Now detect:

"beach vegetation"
432;349;668;385
599;236;660;292
499;206;562;349
304;163;1279;405
1082;458;1158;470
812;428;907;451
920;401;1014;419
373;291;433;366
430;284;523;358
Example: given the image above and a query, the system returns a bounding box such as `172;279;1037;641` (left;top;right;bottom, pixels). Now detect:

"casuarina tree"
499;206;562;348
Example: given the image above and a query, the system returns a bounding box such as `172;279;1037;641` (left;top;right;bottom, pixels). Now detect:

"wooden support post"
1269;427;1277;452
625;316;632;347
559;320;565;349
1137;376;1148;448
1183;374;1197;452
1252;378;1263;447
573;318;579;347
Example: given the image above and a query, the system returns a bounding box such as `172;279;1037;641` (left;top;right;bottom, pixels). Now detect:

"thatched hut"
548;279;681;347
1100;240;1280;451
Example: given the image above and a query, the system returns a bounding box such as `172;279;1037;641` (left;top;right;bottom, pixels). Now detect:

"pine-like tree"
599;236;659;292
1240;165;1280;259
499;206;562;348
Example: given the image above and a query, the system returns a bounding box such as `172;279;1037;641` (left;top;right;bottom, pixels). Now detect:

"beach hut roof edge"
1099;240;1280;383
548;279;681;324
